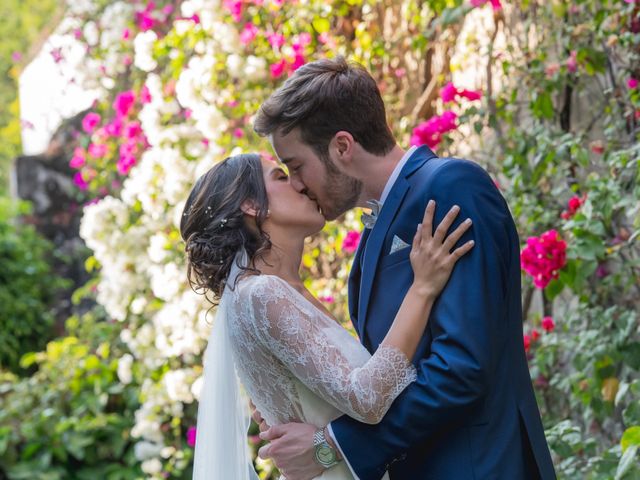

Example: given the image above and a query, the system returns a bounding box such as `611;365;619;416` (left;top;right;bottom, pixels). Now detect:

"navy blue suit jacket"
330;146;556;480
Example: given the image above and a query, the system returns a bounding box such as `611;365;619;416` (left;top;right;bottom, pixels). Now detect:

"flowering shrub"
1;0;638;479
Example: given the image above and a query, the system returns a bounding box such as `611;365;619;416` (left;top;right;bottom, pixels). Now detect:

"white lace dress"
228;273;417;480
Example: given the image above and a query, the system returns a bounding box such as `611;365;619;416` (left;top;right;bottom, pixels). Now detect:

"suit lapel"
356;146;437;340
348;227;370;328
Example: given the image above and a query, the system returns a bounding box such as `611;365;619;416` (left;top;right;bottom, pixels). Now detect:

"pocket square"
390;235;410;254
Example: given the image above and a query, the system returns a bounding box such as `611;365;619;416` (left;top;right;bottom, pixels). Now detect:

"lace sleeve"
243;275;417;424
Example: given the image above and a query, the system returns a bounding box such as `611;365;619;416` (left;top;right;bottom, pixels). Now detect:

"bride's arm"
246;202;473;425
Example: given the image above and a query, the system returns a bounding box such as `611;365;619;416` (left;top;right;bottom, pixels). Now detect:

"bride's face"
259;156;326;236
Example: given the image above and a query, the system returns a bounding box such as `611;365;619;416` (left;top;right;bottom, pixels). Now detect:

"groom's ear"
330;131;355;168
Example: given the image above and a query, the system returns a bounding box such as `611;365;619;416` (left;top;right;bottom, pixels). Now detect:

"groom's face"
269;128;361;221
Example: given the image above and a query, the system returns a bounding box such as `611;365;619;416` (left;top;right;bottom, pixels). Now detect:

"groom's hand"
258;422;324;480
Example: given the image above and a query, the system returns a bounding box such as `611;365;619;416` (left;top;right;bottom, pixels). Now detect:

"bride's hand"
409;200;475;299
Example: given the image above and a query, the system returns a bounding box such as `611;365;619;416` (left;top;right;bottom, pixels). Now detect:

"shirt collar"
379;145;418;206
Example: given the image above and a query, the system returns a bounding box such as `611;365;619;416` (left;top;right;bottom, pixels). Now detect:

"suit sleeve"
329;160;513;479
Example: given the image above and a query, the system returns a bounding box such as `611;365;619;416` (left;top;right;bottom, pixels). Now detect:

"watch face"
315;445;336;465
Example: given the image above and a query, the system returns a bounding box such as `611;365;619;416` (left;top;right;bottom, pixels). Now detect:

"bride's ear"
240;200;258;218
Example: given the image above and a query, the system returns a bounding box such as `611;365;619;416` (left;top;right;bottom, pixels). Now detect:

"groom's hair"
254;56;396;161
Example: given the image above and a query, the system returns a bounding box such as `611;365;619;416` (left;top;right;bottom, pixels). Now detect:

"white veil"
192;248;259;480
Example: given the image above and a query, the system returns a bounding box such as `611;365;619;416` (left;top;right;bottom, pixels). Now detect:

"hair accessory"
219;218;228;228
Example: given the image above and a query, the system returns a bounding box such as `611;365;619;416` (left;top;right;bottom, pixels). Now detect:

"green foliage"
0;310;143;479
0;197;69;374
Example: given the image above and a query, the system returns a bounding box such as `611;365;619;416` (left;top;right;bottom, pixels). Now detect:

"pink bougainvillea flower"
122;28;131;40
531;329;541;342
223;0;243;21
290;53;306;71
523;334;531;353
240;23;259;45
560;194;587;220
267;32;286;49
342;230;362;254
123;121;142;140
566;50;578;73
73;171;89;190
69;147;86;169
88;143;107;158
50;47;63;63
471;0;502;10
117;155;137;175
105;118;123;137
270;59;287;78
319;295;335;303
140;85;152;104
82;112;101;133
162;4;174;16
187;426;197;448
628;77;638;89
440;82;482;103
11;51;22;62
233;128;244;138
113;90;136;118
541;316;555;333
135;2;157;31
520;229;567;289
545;63;560;78
410;111;459;150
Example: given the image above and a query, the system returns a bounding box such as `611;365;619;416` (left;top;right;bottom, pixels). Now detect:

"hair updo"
180;153;271;304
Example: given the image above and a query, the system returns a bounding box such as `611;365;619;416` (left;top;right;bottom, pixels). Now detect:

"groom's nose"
289;176;306;194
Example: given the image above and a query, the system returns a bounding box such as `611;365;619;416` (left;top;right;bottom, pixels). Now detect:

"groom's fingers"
259;424;284;441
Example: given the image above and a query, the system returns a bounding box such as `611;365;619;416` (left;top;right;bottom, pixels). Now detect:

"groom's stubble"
320;153;363;221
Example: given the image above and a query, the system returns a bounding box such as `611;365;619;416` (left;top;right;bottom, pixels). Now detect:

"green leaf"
622;426;640;452
615;444;638;480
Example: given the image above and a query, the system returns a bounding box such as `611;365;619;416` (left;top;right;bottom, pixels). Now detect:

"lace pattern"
228;274;417;426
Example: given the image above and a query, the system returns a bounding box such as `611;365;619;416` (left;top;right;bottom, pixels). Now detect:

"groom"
252;56;556;480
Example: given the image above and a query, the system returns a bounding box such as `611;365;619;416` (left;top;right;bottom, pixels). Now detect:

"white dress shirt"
326;145;418;479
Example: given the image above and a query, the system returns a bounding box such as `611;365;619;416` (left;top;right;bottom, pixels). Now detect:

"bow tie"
361;199;382;229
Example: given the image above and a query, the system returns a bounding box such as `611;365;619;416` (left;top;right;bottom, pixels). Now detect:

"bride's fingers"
421;200;436;240
433;205;461;244
450;239;475;262
442;217;473;252
412;223;422;252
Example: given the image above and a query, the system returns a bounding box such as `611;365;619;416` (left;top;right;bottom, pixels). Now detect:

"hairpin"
219;218;228;228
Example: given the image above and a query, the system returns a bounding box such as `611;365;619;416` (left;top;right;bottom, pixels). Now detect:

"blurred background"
0;0;638;478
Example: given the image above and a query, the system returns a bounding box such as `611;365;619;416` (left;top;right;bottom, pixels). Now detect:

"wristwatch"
313;427;340;468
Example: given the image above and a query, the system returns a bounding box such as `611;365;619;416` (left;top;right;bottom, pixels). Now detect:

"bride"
180;153;474;479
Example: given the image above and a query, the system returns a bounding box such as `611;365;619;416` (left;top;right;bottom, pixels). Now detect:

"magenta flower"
628;77;638;90
11;51;22;62
520;230;567;289
240;23;259;45
319;295;335;303
113;91;136;118
410;111;458;149
122;28;131;40
290;53;306;71
73;171;89;190
117;155;137;175
69;148;86;169
105;118;123;137
123;121;142;140
440;82;482;103
267;33;285;49
88;143;107;158
223;0;243;21
342;230;362;254
233;128;244;138
566;50;578;73
140;85;152;104
135;2;156;32
82;112;101;133
270;59;287;79
541;316;555;333
187;426;197;448
471;0;502;10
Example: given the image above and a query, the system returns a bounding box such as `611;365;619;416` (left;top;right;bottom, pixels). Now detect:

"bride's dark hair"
180;153;271;304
